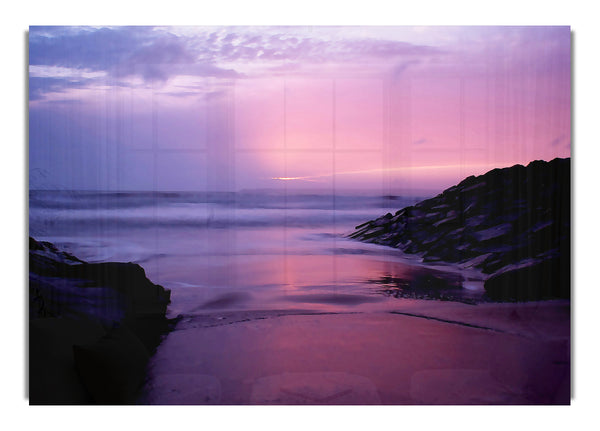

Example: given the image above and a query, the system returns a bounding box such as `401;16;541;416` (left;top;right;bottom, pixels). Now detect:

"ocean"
29;190;487;316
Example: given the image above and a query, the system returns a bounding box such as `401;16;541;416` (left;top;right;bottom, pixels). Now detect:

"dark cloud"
25;31;189;101
29;26;242;99
128;36;195;65
550;135;569;147
29;76;96;101
29;26;444;101
391;60;420;80
29;26;152;71
222;33;238;43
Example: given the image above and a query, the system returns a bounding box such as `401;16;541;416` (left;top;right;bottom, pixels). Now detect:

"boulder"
29;237;174;404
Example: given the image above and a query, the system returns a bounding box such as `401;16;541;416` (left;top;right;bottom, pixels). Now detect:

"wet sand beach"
141;300;570;405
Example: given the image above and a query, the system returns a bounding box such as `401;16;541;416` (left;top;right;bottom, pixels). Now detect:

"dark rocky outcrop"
349;158;571;301
483;258;570;301
29;237;173;404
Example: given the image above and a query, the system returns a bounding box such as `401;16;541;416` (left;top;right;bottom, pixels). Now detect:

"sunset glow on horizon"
29;26;571;194
270;162;519;182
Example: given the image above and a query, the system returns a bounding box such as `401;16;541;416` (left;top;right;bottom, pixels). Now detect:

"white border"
4;1;599;430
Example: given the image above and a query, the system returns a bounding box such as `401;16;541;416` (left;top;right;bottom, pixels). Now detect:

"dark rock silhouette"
29;237;173;404
349;158;570;301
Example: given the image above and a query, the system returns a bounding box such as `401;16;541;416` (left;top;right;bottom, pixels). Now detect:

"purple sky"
29;26;571;193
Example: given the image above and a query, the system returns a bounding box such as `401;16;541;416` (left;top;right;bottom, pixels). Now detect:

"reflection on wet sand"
367;268;485;304
158;238;487;316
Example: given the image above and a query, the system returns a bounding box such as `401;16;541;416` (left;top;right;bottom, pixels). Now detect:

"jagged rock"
349;158;570;301
29;237;173;404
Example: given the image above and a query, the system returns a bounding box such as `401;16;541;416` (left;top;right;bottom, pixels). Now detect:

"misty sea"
29;190;487;317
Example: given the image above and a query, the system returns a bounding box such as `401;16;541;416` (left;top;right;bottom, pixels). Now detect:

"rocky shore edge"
349;158;571;301
29;237;175;405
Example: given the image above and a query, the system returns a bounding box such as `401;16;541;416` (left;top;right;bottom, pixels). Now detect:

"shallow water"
29;190;488;317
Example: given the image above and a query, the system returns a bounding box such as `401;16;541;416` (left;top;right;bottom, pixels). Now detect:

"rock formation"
29;237;173;404
349;158;570;301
